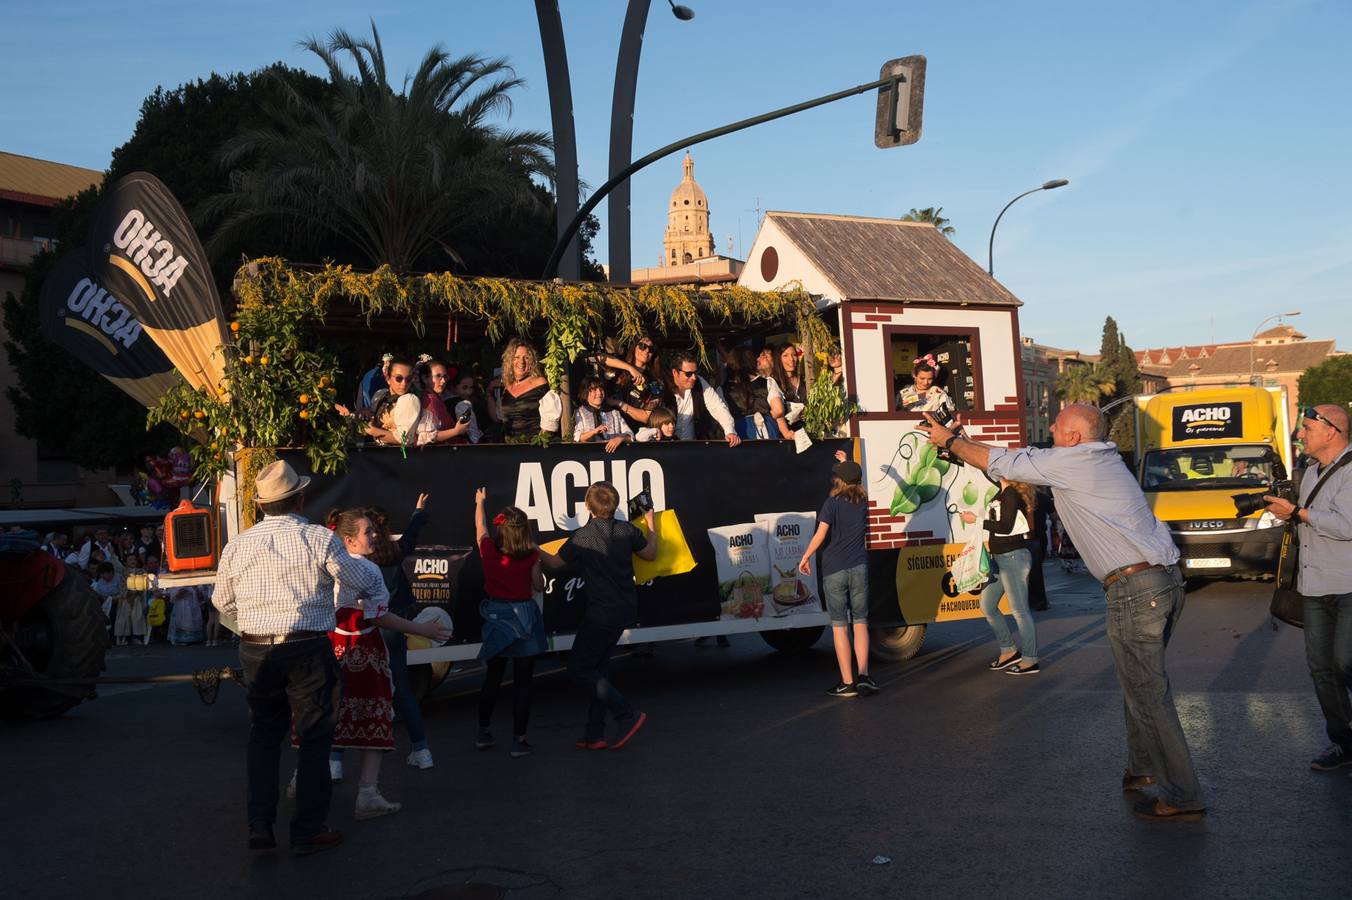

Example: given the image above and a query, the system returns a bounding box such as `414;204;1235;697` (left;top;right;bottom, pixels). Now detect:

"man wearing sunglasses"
1264;404;1352;776
665;350;741;446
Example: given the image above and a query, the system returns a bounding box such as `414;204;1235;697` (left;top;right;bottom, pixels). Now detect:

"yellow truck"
1133;386;1294;579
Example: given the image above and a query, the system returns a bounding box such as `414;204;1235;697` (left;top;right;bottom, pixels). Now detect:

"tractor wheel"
0;566;106;720
869;624;927;663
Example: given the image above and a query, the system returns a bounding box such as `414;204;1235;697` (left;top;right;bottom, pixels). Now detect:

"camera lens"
1230;492;1265;518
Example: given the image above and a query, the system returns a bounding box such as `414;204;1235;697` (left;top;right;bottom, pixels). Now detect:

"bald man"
921;403;1204;822
1265;404;1352;775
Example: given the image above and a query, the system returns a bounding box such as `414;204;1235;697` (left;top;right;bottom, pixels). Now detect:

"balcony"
0;236;55;269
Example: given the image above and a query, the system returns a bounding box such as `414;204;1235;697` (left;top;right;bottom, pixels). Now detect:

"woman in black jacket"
960;480;1041;675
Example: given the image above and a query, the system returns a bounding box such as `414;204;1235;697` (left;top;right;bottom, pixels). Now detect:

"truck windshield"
1141;446;1282;491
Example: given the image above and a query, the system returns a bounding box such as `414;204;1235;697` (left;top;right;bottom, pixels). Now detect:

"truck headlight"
1256;511;1280;529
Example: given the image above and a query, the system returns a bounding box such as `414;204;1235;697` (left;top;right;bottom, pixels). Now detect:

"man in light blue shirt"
1263;404;1352;775
921;403;1204;821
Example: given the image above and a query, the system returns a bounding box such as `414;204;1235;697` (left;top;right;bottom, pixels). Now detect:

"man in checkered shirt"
214;460;385;855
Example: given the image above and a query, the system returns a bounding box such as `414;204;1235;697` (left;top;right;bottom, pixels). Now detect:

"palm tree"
204;22;553;272
901;206;955;237
1055;363;1116;405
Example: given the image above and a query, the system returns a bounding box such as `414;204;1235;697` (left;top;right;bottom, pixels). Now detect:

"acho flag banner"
38;250;180;409
85;172;229;398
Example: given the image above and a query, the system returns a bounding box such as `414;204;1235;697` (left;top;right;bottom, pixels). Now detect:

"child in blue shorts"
799;450;876;697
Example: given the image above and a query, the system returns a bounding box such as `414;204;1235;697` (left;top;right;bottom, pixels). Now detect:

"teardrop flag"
85;172;229;398
39;250;181;409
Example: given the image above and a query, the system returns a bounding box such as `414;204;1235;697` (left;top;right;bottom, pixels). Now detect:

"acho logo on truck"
1173;403;1243;441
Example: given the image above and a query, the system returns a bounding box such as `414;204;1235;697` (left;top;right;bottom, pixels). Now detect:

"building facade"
632;151;743;286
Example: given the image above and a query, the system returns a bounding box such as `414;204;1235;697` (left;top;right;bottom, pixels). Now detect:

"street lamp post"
1248;311;1301;385
987;179;1068;277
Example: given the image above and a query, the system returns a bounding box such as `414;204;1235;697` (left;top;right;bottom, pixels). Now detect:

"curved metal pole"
987;187;1042;277
535;1;581;281
544;74;898;279
607;0;652;284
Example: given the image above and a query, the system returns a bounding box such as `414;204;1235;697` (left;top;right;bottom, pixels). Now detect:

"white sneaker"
406;748;434;770
329;759;343;782
286;769;297;800
354;785;402;820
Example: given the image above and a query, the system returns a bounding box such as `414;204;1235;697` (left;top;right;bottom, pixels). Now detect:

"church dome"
668;152;708;212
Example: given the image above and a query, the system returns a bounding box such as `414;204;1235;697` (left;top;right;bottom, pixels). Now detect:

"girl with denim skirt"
473;488;546;758
961;480;1040;675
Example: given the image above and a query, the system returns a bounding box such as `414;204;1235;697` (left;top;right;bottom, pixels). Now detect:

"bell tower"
663;152;712;267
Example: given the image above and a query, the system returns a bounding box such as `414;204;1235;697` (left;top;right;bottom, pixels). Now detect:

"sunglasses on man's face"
1304;407;1343;433
678;369;698;378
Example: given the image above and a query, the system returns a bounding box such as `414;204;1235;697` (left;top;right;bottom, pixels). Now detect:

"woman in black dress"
772;341;806;434
488;339;561;439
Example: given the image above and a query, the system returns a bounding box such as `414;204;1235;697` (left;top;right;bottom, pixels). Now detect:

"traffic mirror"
874;55;926;148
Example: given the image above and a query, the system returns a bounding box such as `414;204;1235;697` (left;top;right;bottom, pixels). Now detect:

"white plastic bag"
950;529;990;594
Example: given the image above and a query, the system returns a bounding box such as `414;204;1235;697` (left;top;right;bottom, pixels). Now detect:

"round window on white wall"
760;246;779;281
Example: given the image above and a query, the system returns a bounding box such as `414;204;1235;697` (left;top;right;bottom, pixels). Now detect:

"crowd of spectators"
332;334;835;451
32;523;223;648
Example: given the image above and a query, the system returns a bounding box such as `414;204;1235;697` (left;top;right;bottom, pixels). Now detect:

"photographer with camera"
1263;404;1352;775
919;403;1205;822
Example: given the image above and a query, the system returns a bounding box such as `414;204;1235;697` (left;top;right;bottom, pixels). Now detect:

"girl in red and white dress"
327;509;451;820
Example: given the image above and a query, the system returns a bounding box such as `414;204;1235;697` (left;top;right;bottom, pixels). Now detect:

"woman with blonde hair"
487;339;562;439
961;479;1041;675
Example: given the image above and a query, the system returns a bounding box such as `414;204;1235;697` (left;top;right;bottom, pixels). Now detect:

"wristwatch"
943;435;959;451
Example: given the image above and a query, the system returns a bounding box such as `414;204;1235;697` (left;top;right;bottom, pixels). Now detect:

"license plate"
1185;557;1230;569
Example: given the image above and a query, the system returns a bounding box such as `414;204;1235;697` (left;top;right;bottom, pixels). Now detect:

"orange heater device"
164;500;215;572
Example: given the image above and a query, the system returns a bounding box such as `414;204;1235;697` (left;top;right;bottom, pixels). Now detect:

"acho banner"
289;440;850;644
39;250;180;409
85;172;229;398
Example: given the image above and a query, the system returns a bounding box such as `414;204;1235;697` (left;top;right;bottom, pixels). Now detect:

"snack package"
755;511;820;615
707;522;770;620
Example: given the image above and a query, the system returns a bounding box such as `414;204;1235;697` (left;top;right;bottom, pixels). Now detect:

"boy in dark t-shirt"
540;482;659;750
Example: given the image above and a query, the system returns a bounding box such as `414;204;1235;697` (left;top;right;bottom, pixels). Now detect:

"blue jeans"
978;548;1037;663
567;623;634;741
1104;564;1203;810
823;563;868;625
1302;591;1352;751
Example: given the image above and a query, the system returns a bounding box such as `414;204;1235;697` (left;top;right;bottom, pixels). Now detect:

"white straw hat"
254;460;311;504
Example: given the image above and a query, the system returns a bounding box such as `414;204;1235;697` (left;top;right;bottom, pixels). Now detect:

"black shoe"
1310;744;1352;771
1121;771;1156;793
1006;662;1041;676
291;828;343;856
828;682;858;698
247;820;276;851
988;653;1022;671
856;674;880;695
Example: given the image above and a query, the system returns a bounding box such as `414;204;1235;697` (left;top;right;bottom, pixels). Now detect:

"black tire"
407;659;452;703
760;625;825;653
869;624;927;663
0;566;107;720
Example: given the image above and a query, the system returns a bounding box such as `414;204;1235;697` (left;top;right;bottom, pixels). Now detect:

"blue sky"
3;0;1348;352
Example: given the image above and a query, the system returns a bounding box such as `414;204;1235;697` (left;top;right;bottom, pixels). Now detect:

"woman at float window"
610;333;668;431
959;479;1041;675
722;346;788;440
487;339;562;440
573;377;634;452
416;357;471;444
897;354;953;414
773;342;807;434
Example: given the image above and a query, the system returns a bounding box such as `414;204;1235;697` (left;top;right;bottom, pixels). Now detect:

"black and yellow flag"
39;250;181;409
86;172;229;398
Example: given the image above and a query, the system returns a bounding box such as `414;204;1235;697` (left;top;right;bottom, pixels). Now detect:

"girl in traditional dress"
167;584;204;645
897;354;954;414
473;488;546;759
115;554;148;645
324;510;450;820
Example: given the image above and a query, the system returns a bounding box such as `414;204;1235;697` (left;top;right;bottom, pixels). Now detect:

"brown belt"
1102;562;1160;590
241;630;327;645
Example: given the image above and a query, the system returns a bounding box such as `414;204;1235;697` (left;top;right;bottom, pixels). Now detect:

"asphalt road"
4;567;1350;900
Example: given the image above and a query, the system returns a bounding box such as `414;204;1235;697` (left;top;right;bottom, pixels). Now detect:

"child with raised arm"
539;483;658;750
473;488;547;758
298;509;451;820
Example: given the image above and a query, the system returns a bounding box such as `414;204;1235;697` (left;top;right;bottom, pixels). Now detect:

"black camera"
628;488;654;521
1232;479;1295;517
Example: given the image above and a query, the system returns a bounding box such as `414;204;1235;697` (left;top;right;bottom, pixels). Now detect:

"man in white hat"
213;459;386;855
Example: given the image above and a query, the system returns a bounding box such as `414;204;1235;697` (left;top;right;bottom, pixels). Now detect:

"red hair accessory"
492;513;506;526
326;524;337;531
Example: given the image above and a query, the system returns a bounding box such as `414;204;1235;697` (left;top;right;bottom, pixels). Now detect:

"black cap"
832;459;863;484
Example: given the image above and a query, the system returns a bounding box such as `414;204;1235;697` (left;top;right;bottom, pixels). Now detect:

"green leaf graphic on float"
890;482;920;516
